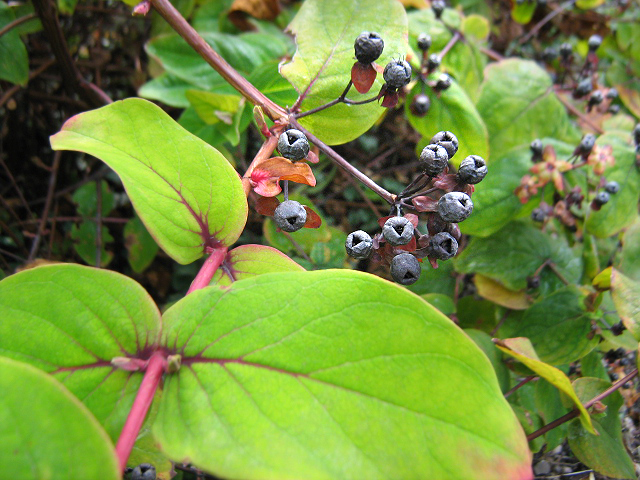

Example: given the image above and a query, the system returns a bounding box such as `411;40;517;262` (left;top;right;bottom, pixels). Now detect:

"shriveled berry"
131;463;156;480
559;43;572;59
434;73;452;92
390;253;421;285
419;144;449;176
437;192;473;223
345;230;373;259
432;0;445;18
608;104;620;114
354;31;384;64
611;321;626;336
383;59;412;90
427;53;441;71
430;130;459;159
410;93;431;116
457;155;487;184
579;134;596;154
588;34;602;52
382;216;414;246
278;129;310;161
606;88;618;99
274;200;307;232
429;232;458;260
574;78;592;98
417;33;432;51
594;190;610;206
588;90;604;106
542;47;557;62
531;208;547;222
530;139;544;156
604;181;620;194
527;276;540;289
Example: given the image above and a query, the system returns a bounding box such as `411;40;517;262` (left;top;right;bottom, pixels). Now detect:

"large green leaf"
280;0;408;145
611;269;640;341
585;134;640;238
50;98;248;264
0;264;162;440
407;79;488;167
125;215;160;273
210;244;304;287
454;222;582;295
465;329;510;393
0;357;120;480
0;2;28;85
617;218;640;281
568;377;636;479
154;270;533;480
476;59;577;161
500;286;598;365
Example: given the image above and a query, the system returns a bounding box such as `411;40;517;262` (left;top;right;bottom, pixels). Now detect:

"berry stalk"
115;352;167;472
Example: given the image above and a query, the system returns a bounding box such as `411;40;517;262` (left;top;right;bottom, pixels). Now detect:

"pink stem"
187;247;228;294
115;352;167;471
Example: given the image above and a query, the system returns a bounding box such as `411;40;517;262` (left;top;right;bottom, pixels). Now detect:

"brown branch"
29;151;62;261
31;0;111;108
527;368;638;441
504;376;536;398
554;88;604;135
150;0;286;122
439;31;461;59
0;13;37;39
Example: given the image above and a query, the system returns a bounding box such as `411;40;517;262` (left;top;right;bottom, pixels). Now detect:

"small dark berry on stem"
606;88;618;99
345;230;373;259
531;208;547;222
383;59;412;90
131;463;156;480
542;47;557;62
437;192;473;223
383;216;415;246
430;131;459;159
604;181;620;194
530;139;544;159
633;124;640;145
429;232;458;260
574;78;592;98
588;90;604;108
354;32;384;65
608;104;620;114
274;200;307;232
559;43;572;59
390;253;421;285
417;33;432;52
527;276;540;289
457;155;487;184
593;190;610;206
432;0;446;18
587;34;602;52
611;321;626;336
427;54;441;71
278;129;310;161
410;93;431;116
419;144;449;176
578;133;596;155
434;73;452;92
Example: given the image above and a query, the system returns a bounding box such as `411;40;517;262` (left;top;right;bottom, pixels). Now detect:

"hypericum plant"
2;0;640;479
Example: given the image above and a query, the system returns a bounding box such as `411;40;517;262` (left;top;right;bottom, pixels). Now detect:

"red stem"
115;352;167;471
187;247;228;294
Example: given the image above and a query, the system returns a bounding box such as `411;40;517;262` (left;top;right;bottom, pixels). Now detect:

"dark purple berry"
588;34;602;52
354;31;384;64
410;93;431;117
428;232;458;260
419;144;449;176
345;230;373;259
437;192;473;223
457;155;487;184
434;73;452;92
131;463;156;480
574;78;592;98
531;208;547;222
417;33;432;51
430;130;458;159
606;88;618;99
383;59;412;90
593;190;610;206
274;200;307;232
527;276;540;289
604;181;620;194
390;253;421;285
588;90;604;107
382;216;415;246
559;43;572;59
579;134;596;154
432;0;445;18
427;53;441;71
278;129;310;161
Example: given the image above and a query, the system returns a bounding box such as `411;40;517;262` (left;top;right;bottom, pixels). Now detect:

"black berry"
527;276;540;289
390;253;421;285
588;90;604;107
430;130;459;159
606;88;618;99
427;54;441;71
382;216;415;246
604;181;620;194
574;78;592;98
611;321;626;336
542;47;558;62
531;208;547;222
457;155;487;184
130;463;156;480
383;59;412;90
354;31;384;64
437;192;473;223
579;134;596;154
608;104;620;114
530;139;543;157
410;93;431;117
417;33;432;51
434;73;452;92
274;200;307;232
587;34;602;52
419;144;449;176
633;124;640;145
278;129;310;161
559;43;572;59
428;232;458;260
432;0;445;18
345;230;373;259
593;191;610;206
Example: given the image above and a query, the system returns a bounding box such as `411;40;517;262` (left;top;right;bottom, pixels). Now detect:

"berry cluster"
345;131;486;285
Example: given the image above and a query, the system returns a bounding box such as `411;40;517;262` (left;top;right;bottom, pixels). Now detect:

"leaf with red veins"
248;156;316;197
303;206;322;228
412;195;438;212
255;196;280;216
351;62;378;94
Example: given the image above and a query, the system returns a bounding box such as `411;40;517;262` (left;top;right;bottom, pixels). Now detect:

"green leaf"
510;2;536;24
155;271;533;480
0;2;29;85
421;293;456;315
611;269;640;341
280;0;408;145
57;0;79;15
580;350;609;381
146;31;292;90
138;73;192;108
248;59;299;108
186;90;244;125
465;329;510;393
617;218;640;281
576;0;605;7
0;264;162;440
474;274;531;310
0;357;120;480
210;244;304;287
568;377;636;479
585;134;640;238
407;258;456;297
495;337;596;434
461;14;490;40
71;221;115;267
500;286;598;365
455;222;582;294
125;215;160;273
72;180;115;218
407;79;488;168
50;98;248;265
476;59;577;161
